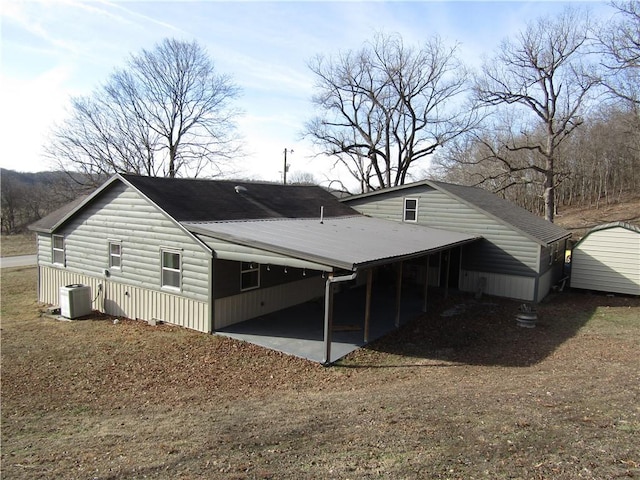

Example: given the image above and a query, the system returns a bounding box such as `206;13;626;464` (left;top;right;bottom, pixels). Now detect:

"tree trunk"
544;138;555;223
168;145;176;178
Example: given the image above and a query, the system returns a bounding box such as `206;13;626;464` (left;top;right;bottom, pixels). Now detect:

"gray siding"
538;239;566;275
460;270;536;301
37;232;52;264
214;259;322;299
34;182;331;331
348;186;554;301
42;182;211;302
215;276;325;329
571;227;640;295
38;266;209;332
350;186;540;275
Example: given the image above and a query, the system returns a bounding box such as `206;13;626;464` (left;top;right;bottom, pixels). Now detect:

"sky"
0;0;615;188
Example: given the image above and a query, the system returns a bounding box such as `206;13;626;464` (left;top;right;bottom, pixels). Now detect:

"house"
342;180;571;303
30;174;478;364
570;222;640;296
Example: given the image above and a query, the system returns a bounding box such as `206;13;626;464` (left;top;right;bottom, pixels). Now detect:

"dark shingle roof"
343;179;571;246
427;181;570;245
31;174;359;233
121;174;357;221
29;195;89;233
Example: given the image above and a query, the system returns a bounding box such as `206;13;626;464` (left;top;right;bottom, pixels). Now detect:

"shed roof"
583;221;640;235
573;221;640;248
344;179;571;246
184;216;480;272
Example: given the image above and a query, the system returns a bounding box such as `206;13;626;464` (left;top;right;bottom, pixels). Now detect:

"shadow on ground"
218;280;637;367
350;288;637;368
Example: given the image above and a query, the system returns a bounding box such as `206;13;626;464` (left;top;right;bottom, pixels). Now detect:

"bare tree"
306;33;476;193
1;172;22;234
434;102;640;215
47;38;241;185
557;105;640;208
287;171;318;185
596;1;640;106
472;9;599;222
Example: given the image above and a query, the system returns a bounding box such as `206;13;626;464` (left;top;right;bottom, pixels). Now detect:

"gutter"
323;271;358;366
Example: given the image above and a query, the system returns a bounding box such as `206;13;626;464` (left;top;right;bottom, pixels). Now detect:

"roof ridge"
121;173;319;188
184;214;364;225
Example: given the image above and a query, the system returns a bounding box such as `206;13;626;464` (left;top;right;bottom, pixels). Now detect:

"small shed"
570;222;640;296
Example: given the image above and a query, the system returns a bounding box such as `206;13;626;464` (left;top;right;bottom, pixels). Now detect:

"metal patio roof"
183;215;480;272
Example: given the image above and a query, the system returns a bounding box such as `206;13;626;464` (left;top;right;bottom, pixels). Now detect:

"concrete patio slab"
217;284;425;364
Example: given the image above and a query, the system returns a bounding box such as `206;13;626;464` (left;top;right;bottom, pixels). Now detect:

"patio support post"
364;268;373;343
444;250;450;298
395;261;403;328
323;271;357;366
422;255;430;313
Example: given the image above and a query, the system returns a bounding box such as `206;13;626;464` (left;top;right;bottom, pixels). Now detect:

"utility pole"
283;148;293;184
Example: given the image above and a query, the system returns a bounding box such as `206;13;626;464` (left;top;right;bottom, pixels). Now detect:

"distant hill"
1;169;93;234
4;167;638;238
0;169;94;189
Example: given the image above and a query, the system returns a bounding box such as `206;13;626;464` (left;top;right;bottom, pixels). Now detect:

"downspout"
208;255;215;334
36;234;41;302
322;271;357;366
533;244;543;303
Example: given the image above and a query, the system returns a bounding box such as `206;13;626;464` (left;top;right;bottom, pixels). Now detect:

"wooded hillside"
433;106;640;219
0;169;92;234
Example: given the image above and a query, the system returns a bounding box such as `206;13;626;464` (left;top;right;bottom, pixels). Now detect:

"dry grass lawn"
2;266;639;479
1;233;37;257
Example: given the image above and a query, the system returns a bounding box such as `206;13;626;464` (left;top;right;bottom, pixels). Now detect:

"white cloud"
0;66;75;172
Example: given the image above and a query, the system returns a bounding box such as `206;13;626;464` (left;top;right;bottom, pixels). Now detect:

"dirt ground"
555;193;640;239
2;266;639;479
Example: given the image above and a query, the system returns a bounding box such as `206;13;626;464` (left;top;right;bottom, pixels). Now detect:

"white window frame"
240;262;260;291
52;234;65;266
403;198;418;222
108;240;122;270
161;249;182;291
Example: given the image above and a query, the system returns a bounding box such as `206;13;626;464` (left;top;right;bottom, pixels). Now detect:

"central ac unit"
59;284;92;319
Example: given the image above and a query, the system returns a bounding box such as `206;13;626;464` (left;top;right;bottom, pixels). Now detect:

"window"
404;198;418;222
241;262;260;291
109;241;122;269
161;250;181;289
52;235;65;265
